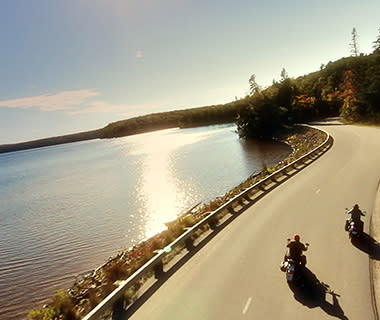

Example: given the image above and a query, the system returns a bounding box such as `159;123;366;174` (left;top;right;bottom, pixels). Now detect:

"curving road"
125;119;380;320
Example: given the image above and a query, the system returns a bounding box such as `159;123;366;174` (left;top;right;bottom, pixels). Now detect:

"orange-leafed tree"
338;70;360;120
292;94;317;121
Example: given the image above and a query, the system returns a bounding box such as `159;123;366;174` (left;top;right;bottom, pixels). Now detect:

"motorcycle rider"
346;204;365;232
284;234;308;266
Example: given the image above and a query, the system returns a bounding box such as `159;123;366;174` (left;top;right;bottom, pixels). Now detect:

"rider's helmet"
294;234;300;241
354;204;359;210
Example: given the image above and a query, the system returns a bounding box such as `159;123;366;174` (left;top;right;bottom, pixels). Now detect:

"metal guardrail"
82;126;333;320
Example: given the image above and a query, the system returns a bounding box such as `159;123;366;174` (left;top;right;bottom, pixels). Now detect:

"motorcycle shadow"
288;267;348;319
351;232;380;260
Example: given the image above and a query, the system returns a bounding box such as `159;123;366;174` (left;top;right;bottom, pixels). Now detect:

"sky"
0;0;379;144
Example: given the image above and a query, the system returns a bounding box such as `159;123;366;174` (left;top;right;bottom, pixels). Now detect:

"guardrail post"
238;198;246;207
270;175;278;183
283;166;291;173
154;261;164;279
309;151;317;158
227;205;236;214
112;297;125;319
258;184;266;191
185;238;195;251
208;218;218;230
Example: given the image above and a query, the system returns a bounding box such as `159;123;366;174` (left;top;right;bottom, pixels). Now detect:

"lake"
0;124;292;319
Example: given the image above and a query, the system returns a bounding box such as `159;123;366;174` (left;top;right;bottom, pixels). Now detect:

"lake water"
0;124;292;319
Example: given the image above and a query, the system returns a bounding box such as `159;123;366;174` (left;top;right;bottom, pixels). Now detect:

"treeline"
0;129;103;154
0;103;244;153
100;102;245;138
237;46;380;139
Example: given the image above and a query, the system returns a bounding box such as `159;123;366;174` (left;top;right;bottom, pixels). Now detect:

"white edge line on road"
242;297;252;315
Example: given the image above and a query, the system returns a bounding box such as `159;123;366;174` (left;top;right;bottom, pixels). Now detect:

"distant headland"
0;103;241;154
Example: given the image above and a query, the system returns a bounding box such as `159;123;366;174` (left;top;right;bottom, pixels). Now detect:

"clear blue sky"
1;0;379;144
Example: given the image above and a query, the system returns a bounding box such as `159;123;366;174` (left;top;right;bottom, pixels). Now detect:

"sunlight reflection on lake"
128;127;226;238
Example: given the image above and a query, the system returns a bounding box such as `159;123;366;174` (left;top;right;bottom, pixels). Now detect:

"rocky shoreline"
28;125;327;320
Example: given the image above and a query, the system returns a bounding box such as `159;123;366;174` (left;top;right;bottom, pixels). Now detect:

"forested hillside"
236;36;380;138
100;102;244;138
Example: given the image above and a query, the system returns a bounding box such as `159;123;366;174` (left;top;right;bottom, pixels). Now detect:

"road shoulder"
370;181;380;320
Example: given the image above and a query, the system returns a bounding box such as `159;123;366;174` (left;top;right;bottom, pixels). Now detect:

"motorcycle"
345;208;366;239
284;258;297;282
280;239;309;283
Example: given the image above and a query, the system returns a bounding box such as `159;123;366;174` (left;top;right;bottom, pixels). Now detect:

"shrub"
28;290;78;320
28;307;55;320
53;290;78;320
104;261;129;284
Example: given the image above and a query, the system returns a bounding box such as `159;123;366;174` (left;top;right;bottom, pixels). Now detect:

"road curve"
125;119;380;320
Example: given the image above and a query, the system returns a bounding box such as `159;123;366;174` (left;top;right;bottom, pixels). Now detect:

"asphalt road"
126;119;380;320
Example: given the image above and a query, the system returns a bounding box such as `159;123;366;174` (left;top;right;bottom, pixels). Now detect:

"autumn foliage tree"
335;70;360;120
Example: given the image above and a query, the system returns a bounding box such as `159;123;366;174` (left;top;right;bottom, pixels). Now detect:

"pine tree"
249;74;260;96
280;68;288;81
373;26;380;52
350;27;359;56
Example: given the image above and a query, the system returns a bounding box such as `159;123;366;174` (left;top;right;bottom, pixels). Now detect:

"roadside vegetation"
27;27;380;319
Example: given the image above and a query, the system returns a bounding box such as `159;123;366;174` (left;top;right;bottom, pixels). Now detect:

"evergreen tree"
249;74;260;96
350;27;359;56
280;68;288;81
373;26;380;52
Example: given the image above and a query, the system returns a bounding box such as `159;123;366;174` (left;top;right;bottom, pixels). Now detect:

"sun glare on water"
128;128;222;238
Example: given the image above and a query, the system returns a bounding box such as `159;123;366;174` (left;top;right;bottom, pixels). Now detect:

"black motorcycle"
345;208;366;239
280;240;309;283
